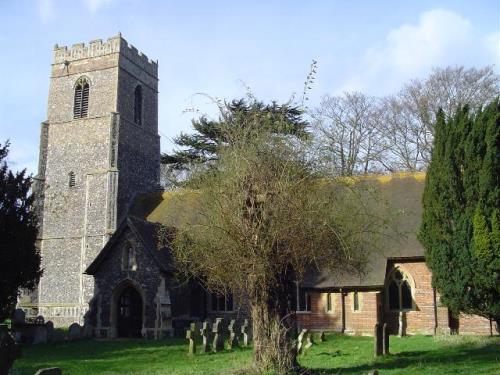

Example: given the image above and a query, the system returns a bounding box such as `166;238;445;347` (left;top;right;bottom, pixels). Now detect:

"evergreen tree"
161;99;309;170
0;142;42;321
419;100;500;327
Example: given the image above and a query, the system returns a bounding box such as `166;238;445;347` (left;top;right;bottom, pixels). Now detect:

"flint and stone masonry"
33;34;160;325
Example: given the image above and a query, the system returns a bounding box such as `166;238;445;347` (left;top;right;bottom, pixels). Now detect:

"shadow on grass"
306;341;499;374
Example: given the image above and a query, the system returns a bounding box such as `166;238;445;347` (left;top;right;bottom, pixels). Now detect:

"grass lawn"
11;334;499;375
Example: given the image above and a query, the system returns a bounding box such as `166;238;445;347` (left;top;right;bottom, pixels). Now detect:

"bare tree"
380;66;500;170
311;92;386;176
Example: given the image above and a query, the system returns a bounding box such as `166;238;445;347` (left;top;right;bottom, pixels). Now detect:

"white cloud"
84;0;115;12
37;0;55;22
342;9;499;94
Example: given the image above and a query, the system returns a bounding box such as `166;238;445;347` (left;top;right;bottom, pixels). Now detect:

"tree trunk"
251;297;298;374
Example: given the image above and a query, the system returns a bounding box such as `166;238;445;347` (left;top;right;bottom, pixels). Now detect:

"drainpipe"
340;288;346;333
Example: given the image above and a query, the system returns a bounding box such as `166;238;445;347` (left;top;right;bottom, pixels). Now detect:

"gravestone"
33;326;48;344
382;323;389;355
212;318;224;353
68;323;81;340
240;319;249;347
319;331;326;342
0;324;20;375
34;368;62;375
227;319;237;350
200;321;211;353
297;328;308;354
45;321;54;342
35;316;45;325
12;309;25;326
186;323;198;355
82;323;93;339
373;323;383;357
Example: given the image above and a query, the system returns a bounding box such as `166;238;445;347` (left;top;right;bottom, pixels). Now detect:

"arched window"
122;244;137;271
386;268;414;311
74;77;90;118
134;85;142;125
68;171;76;188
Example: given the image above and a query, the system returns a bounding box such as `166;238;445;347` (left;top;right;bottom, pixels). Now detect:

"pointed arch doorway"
116;286;143;338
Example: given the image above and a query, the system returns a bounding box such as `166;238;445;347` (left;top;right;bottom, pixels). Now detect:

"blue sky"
0;0;498;173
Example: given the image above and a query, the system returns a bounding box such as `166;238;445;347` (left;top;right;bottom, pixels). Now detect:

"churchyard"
10;332;499;374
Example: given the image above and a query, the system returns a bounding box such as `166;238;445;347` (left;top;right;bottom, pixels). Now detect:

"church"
21;34;494;338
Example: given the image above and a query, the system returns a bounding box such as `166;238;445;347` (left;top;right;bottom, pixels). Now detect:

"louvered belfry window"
74;77;90;119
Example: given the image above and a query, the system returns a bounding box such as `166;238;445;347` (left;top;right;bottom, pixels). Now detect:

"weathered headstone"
227;319;237;350
240;319;249;347
212;318;224;353
33;326;48;344
382;323;389;355
297;328;308;354
0;324;20;375
68;323;81;340
319;331;326;342
11;309;25;326
35;316;45;325
199;321;211;353
45;321;54;342
34;368;62;375
186;323;197;355
373;323;383;357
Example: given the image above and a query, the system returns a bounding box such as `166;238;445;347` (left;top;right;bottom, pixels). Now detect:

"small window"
353;292;360;311
68;171;76;188
134;85;142;125
74;77;90;119
298;288;311;312
122;244;137;271
210;292;233;312
326;292;334;312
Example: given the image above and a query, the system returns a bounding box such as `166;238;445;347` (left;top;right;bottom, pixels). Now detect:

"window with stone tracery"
386;268;413;311
74;77;90;119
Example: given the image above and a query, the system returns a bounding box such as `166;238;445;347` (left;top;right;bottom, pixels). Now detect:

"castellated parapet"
53;33;158;77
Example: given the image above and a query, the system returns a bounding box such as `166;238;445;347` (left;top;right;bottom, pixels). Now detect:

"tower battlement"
53;33;158;76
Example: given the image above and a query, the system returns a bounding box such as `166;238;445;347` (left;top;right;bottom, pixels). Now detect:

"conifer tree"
420;100;500;328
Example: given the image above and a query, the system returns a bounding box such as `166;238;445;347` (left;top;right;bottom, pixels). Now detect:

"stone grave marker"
34;368;62;375
240;319;249;347
33;326;48;344
297;328;308;354
186;323;197;355
68;323;81;341
12;309;25;326
35;316;45;325
373;323;383;357
382;323;389;355
199;320;211;353
319;331;326;342
45;321;54;342
227;319;237;350
212;318;224;353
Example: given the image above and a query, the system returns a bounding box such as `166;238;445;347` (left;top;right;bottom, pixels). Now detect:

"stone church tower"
34;34;159;325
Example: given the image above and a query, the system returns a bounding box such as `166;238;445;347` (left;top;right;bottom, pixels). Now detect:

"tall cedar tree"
161;99;309;169
0;142;42;320
419;100;500;328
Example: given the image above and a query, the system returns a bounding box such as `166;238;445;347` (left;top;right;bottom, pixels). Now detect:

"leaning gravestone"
240;319;250;347
199;321;211;353
34;368;62;375
0;324;20;375
186;323;198;355
227;319;237;350
212;319;224;353
297;329;308;354
68;323;81;341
